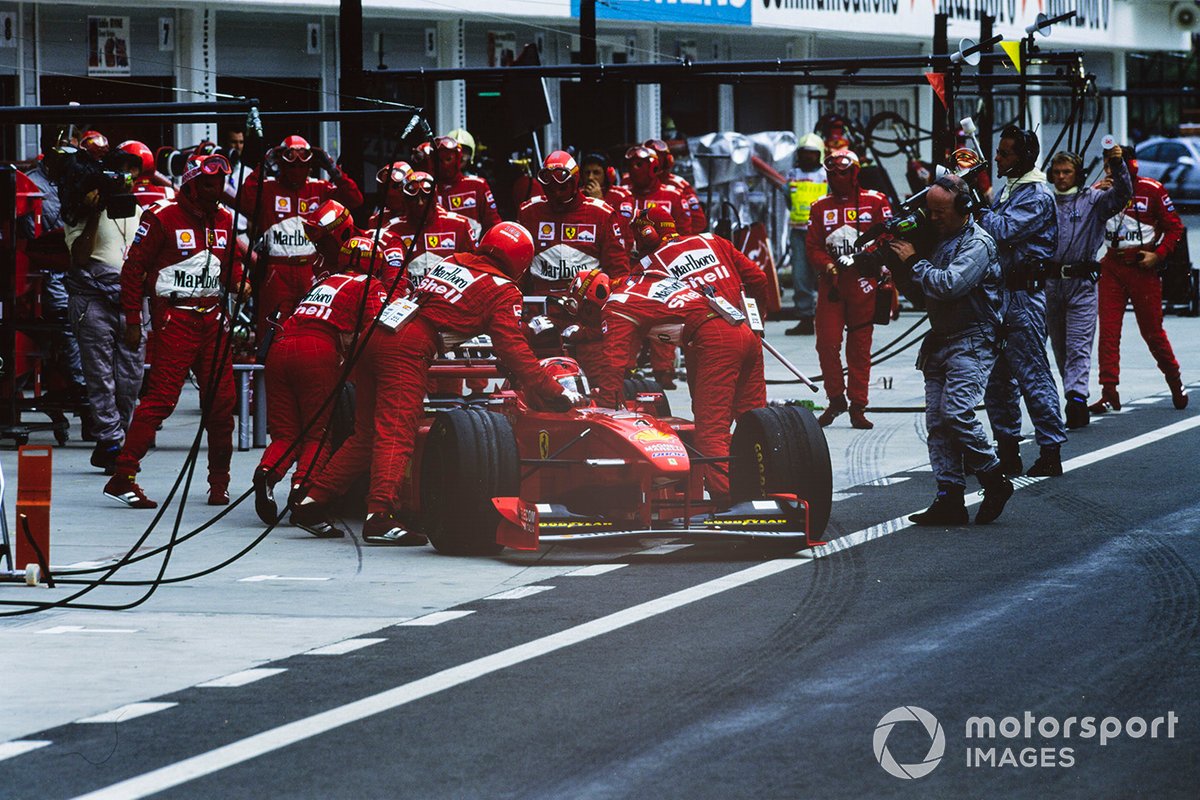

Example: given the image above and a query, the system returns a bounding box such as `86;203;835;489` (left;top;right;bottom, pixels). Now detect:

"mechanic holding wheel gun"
806;148;894;429
292;222;587;545
889;175;1014;526
587;207;766;507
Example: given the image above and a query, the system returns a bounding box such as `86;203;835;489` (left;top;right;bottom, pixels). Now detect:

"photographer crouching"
56;130;145;473
889;175;1014;526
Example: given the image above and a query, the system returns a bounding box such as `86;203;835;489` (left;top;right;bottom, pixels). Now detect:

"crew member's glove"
560;324;581;342
562;389;588;408
123;323;142;350
314;148;341;178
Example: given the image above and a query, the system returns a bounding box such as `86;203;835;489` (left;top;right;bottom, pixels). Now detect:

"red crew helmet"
632;204;677;254
537;150;580;186
303;199;358;244
539;356;590;397
278;135;313;163
116;140;155;175
643;138;674;173
376;160;413;188
477;222;535;280
79;130;110;159
568;267;611;310
824;148;860;173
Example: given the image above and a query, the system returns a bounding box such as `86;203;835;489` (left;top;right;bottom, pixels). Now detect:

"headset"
934;174;972;214
999;124;1039;176
1051;151;1086;188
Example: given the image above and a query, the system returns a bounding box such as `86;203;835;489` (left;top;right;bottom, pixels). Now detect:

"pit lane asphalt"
3;387;1197;799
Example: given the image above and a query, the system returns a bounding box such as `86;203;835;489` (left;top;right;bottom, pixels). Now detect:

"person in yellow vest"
785;133;827;335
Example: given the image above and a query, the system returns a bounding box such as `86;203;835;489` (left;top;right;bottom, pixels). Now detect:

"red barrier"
13;445;52;570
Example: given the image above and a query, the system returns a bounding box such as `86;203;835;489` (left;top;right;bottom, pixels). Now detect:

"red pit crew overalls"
1098;176;1185;388
305;254;565;517
115;195;240;490
518;195;631;379
260;272;386;488
626;182;694;374
638;232;769;397
807;189;893;407
596;274;765;499
383;207;476;284
438;174;502;241
665;173;707;234
240;173;364;339
385;207;478;393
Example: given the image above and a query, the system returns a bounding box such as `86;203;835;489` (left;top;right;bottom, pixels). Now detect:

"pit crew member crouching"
253;235;392;525
588;211;766;506
292;222;586;545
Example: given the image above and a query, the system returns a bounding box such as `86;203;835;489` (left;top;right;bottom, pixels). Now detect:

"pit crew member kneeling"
890;175;1014;525
589;210;766;507
292;222;586;544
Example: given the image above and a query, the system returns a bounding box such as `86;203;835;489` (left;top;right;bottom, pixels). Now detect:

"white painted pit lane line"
565;564;628;576
1126;397;1160;406
485;586;556;600
69;413;1200;800
0;741;51;762
77;703;177;724
238;575;332;583
395;610;476;626
863;476;910;486
37;626;138;635
831;492;861;502
305;639;386;656
197;669;287;688
635;543;693;555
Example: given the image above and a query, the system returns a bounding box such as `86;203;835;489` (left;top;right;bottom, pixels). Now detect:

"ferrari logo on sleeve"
538;430;550;459
176;229;196;250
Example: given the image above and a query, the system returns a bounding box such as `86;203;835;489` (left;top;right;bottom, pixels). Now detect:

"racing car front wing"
493;494;824;552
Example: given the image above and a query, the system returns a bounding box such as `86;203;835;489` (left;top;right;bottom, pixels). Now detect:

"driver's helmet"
540;356;589;397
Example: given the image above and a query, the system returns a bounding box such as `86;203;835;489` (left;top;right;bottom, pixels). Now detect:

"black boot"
818;395;848;427
291;500;345;538
997;437;1023;477
909;485;968;526
1064;392;1090;430
253;466;279;526
1025;444;1063;477
975;467;1014;524
1167;374;1189;410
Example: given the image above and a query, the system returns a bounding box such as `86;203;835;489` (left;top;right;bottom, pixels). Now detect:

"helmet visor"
280;147;313;163
402;175;436;197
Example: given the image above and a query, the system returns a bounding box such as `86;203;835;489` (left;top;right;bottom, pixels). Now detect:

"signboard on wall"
572;0;751;27
88;17;131;76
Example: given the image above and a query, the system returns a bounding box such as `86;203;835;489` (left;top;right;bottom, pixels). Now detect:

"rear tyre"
623;376;672;417
730;405;833;541
420;408;517;556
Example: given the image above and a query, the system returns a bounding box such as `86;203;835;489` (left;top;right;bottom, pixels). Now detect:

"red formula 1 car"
391;342;833;556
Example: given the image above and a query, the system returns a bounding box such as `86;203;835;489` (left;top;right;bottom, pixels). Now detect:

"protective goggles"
625;146;655;164
537;166;576;185
280;147;313;163
200;154;232;175
377;166;411;186
824;153;858;172
402;176;436;197
434;136;460;152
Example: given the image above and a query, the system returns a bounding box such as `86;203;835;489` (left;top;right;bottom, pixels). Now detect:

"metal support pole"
980;14;995;168
932;13;949;164
339;0;366;190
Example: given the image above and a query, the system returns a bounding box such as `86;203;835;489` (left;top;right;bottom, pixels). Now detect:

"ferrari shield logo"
538;430;550;459
846;208;857;222
426;233;442;249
